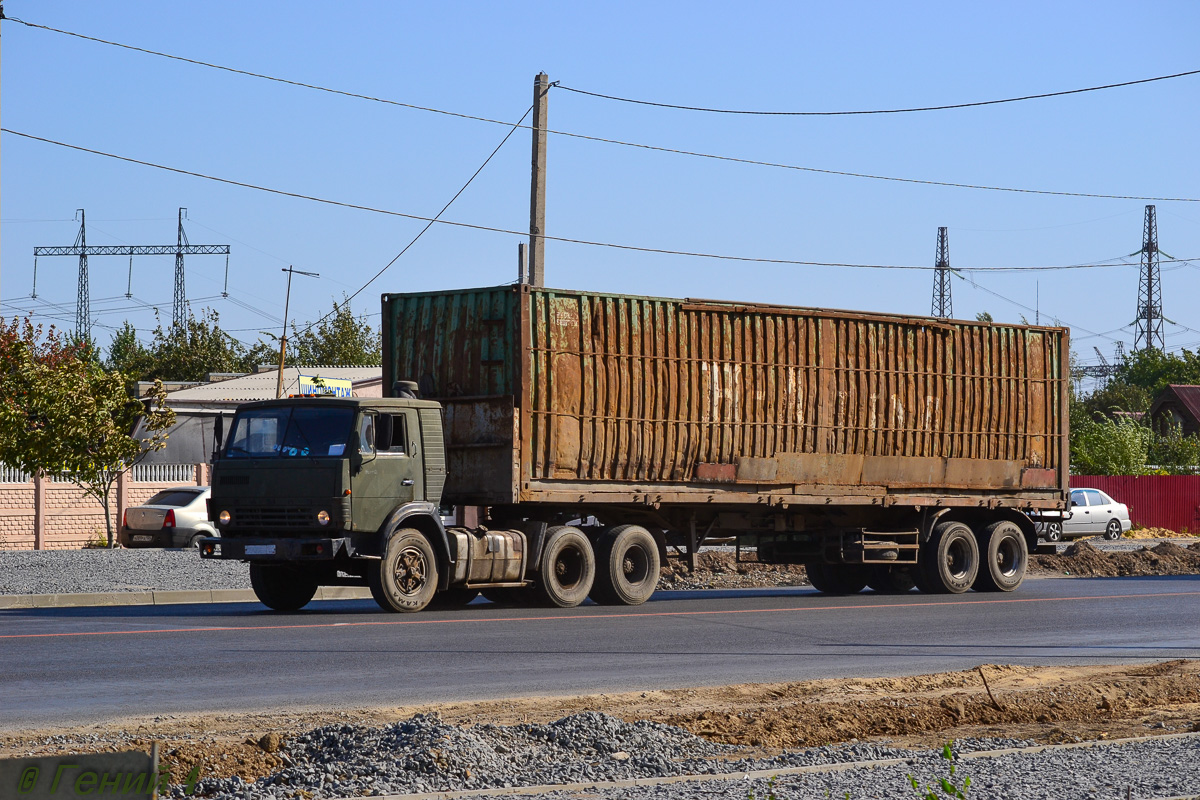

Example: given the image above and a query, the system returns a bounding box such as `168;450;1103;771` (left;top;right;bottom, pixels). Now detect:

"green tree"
289;297;381;366
147;309;255;381
1079;381;1152;422
974;311;993;323
105;321;155;388
1070;413;1153;475
1114;347;1200;396
0;317;175;546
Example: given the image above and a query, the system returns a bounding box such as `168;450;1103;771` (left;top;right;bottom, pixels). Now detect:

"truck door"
351;410;418;532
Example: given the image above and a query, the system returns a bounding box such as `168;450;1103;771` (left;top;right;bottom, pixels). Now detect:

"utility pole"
1134;204;1164;352
528;72;550;287
517;242;528;285
930;227;952;319
275;266;319;398
33;209;230;339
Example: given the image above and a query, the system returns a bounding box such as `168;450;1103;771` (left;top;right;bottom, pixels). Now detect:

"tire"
590;525;661;605
1104;519;1123;541
369;528;438;612
429;588;480;608
1043;522;1062;542
973;520;1028;593
186;533;207;549
805;562;868;595
866;565;917;594
249;563;318;611
535;526;595;608
919;521;979;594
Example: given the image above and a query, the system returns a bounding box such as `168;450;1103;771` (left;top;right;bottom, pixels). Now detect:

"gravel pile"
183;712;1199;800
0;548;249;594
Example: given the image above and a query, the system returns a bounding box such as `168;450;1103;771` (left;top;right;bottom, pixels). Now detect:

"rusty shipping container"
382;285;1069;517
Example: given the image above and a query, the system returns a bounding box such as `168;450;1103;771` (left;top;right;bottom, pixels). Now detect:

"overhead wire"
290;102;536;339
8;128;1200;274
555;70;1200;116
7;17;1200;204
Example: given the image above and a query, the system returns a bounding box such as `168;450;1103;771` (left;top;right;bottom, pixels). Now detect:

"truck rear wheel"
973;520;1027;592
370;529;438;612
804;562;868;595
536;526;595;608
590;525;661;605
919;521;979;594
249;563;318;611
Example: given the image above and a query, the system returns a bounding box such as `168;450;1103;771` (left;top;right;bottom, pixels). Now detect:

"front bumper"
198;536;354;561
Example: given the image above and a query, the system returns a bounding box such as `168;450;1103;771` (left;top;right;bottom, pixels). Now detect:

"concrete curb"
0;586;373;610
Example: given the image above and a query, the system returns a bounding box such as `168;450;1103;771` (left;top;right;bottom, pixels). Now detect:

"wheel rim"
1107;521;1121;539
554;545;585;590
1048;524;1061;541
995;536;1023;578
621;544;651;585
946;537;972;580
393;546;429;595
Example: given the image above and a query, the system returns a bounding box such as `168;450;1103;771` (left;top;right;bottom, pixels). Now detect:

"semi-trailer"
200;284;1069;611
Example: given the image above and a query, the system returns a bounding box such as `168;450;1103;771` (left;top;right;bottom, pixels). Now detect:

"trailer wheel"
369;528;438;612
590;525;661;605
536;526;595;608
920;521;979;594
866;565;917;594
249;563;318;611
973;521;1028;592
430;588;480;608
805;562;868;595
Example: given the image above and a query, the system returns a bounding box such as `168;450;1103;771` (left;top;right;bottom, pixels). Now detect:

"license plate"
245;544;276;555
133;535;153;543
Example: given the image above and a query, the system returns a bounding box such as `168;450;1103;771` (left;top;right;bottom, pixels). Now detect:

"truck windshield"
224;406;354;458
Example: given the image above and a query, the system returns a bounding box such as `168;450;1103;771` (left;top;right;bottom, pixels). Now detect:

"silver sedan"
119;486;217;548
1039;488;1132;542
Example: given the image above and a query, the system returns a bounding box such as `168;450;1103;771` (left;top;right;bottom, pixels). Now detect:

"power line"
291;103;535;339
9;128;1200;274
8;17;1200;204
556;70;1200;116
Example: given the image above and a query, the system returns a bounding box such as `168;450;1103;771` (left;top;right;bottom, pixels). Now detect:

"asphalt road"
3;575;1199;729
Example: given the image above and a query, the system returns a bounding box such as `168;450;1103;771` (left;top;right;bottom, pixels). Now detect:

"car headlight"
218;510;232;526
317;510;331;526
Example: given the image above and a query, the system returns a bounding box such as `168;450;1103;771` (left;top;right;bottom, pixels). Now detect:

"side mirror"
348;431;363;473
211;415;225;462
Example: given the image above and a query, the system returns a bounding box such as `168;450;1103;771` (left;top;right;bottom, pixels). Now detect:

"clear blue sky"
3;1;1199;371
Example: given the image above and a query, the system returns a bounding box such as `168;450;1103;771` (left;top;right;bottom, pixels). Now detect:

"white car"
1039;488;1132;542
119;486;217;548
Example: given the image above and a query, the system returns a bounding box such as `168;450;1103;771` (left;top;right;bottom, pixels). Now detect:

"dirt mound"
1031;539;1200;577
1126;526;1188;539
660;550;809;589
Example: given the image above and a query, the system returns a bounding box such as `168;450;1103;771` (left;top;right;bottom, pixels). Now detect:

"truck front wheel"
590;525;661;605
249;563;318;611
919;521;979;594
370;529;438;612
536;526;595;607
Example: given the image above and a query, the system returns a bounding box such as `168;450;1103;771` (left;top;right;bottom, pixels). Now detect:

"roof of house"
1149;384;1200;423
163;366;382;405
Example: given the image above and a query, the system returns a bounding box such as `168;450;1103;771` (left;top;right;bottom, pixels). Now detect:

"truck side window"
381;413;407;454
359;414;376;455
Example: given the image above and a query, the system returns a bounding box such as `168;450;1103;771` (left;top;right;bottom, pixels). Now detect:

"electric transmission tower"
930;226;952;318
1133;204;1164;352
32;209;231;340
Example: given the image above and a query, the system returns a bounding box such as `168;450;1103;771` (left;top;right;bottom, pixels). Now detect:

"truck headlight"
218;510;231;526
317;510;331;526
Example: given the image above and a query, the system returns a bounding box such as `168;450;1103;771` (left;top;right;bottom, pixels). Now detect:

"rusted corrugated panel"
1072;475;1200;533
525;289;1067;493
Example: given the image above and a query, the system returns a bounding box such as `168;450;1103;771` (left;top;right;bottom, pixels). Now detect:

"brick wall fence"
0;463;210;549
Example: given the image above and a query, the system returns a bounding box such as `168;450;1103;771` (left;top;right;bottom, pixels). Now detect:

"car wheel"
1043;522;1062;542
1104;519;1123;540
187;533;205;549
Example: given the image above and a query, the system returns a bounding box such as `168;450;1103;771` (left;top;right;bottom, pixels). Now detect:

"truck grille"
234;507;315;528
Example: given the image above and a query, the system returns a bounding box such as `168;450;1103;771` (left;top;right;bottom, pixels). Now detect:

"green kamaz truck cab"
201;394;468;611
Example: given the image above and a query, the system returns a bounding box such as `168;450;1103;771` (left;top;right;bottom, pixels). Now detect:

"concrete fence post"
117;469;129;536
33;471;46;550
